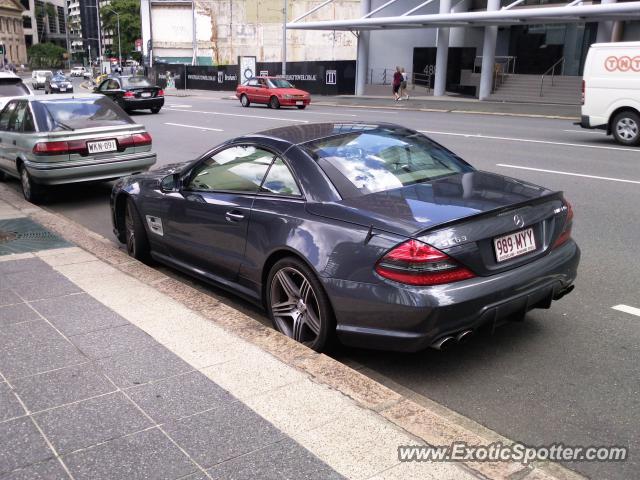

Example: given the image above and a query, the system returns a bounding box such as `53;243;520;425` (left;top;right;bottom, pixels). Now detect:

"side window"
261;158;302;196
98;80;110;92
0;102;18;131
22;106;36;133
8;102;28;132
185;146;275;193
247;78;259;87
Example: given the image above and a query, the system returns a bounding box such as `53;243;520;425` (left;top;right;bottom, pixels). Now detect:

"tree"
28;42;67;68
101;0;141;60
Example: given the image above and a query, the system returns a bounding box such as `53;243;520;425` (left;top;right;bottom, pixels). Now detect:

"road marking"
304;111;357;117
165;122;223;132
497;164;640;185
418;129;639;153
165;107;309;123
612;305;640;317
562;129;606;135
166;104;193;108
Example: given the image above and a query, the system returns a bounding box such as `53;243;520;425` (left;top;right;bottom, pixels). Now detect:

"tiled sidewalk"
0;256;344;480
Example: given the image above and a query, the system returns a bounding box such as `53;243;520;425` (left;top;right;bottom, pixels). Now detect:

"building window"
57;6;65;33
23;16;32;29
48;7;56;33
20;0;29;10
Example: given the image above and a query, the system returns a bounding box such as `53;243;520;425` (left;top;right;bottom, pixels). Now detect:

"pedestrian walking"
392;66;402;101
400;67;409;100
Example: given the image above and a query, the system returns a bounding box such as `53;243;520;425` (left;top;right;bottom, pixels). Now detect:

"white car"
0;72;32;109
31;70;52;89
70;66;87;77
579;41;640;146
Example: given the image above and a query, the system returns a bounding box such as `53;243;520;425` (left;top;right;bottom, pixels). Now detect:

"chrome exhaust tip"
431;336;455;351
456;330;474;344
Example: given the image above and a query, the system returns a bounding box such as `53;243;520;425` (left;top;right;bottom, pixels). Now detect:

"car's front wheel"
240;94;250;107
612;110;640;146
19;166;44;204
124;198;150;261
266;258;335;352
269;96;280;109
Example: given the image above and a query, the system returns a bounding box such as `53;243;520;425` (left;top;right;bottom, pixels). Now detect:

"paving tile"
63;427;197;480
0;417;53;475
0;303;41;327
95;345;193;388
0;257;52;275
0;458;69;480
5;271;81;302
30;293;129;337
126;371;233;424
34;392;152;454
0;332;86;380
0;382;25;422
163;401;284;468
179;473;208;480
12;363;115;413
207;438;345;480
0;320;53;351
0;289;21;308
69;324;159;359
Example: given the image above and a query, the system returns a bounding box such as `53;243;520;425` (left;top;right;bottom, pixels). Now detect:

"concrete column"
433;0;452;97
355;0;371;96
596;0;616;43
478;0;500;101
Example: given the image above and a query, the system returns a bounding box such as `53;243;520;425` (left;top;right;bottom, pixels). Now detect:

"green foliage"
28;42;67;68
101;0;142;59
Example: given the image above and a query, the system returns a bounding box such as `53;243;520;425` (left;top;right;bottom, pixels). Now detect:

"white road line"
418;129;639;153
497;164;640;185
165;107;309;123
562;129;605;135
165;122;223;132
612;305;640;318
166;104;193;108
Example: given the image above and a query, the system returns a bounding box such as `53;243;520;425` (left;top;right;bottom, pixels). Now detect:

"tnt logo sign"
605;55;640;72
326;70;337;85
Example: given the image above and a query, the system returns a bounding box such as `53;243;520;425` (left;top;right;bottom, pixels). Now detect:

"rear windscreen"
0;82;30;97
121;77;153;88
40;97;134;130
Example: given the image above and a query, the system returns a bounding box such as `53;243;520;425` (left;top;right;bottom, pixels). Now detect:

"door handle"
225;210;245;222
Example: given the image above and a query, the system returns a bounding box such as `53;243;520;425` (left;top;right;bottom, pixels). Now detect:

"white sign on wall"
239;56;257;81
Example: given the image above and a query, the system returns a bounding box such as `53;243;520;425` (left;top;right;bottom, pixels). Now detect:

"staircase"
488;74;582;105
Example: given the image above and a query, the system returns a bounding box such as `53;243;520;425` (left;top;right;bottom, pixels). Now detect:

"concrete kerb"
0;183;585;480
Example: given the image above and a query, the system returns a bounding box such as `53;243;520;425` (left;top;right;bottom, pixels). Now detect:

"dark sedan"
95;76;164;114
110;123;579;352
45;74;73;94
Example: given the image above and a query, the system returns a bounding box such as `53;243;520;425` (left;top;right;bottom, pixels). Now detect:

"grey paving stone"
0;333;86;380
126;371;233;424
0;458;69;480
0;318;53;351
5;271;81;302
179;473;208;480
0;257;52;275
63;427;197;480
0;303;41;327
12;363;115;413
0;289;21;308
207;438;346;480
0;382;25;422
163;401;285;468
30;293;129;337
69;324;159;359
0;417;53;475
34;392;152;454
95;345;193;388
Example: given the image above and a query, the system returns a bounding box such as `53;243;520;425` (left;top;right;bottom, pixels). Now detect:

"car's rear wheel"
297;105;306;110
150;107;161;114
267;258;335;352
124;198;150;261
612;110;640;146
269;96;280;109
240;94;250;107
19;166;44;204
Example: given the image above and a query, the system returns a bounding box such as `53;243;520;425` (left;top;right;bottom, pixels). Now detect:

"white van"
580;41;640;145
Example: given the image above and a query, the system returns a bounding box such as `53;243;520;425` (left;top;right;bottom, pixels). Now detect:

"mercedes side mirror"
160;173;181;193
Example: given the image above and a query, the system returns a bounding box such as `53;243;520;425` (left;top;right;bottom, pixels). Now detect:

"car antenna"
364;225;375;245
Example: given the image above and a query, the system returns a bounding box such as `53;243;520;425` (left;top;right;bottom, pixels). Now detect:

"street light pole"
282;0;287;76
104;7;121;69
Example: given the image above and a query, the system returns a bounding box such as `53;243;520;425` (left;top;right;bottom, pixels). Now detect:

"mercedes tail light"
553;200;574;249
157;89;164;97
375;239;475;286
123;91;135;98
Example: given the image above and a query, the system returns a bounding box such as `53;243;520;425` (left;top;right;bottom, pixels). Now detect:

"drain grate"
0;218;72;256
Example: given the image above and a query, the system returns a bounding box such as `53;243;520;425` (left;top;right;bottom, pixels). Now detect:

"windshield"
0;81;30;97
267;78;293;89
304;127;472;198
121;77;153;88
40;97;134;130
51;75;67;82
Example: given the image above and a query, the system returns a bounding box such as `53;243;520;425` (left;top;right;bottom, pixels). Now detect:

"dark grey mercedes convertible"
110;123;579;352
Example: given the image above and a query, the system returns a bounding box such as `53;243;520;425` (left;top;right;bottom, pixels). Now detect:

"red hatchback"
236;76;311;110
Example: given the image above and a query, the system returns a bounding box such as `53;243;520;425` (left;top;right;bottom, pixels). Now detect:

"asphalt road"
14;81;640;479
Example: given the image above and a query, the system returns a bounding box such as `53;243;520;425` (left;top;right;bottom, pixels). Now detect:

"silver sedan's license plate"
87;139;117;154
494;227;536;262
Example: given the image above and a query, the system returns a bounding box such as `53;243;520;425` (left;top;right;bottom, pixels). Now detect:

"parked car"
45;74;73;94
95;76;164;114
0;94;156;203
0;72;31;109
236;76;311;109
579;41;640;145
70;66;87;77
31;70;52;89
110;122;579;352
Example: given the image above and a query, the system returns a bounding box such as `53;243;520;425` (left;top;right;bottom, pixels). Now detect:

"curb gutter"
0;183;586;480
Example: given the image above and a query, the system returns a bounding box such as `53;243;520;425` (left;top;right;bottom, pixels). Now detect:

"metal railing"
539;57;564;96
474;55;517;75
366;68;432;94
